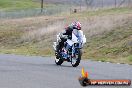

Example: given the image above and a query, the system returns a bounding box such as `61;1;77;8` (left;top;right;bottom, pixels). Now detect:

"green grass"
0;0;53;11
0;43;53;56
69;7;132;18
127;55;132;62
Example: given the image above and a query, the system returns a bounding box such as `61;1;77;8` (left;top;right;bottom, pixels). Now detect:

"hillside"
84;19;132;63
0;7;132;64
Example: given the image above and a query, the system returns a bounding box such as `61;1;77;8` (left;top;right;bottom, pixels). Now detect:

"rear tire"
55;45;64;65
72;49;82;67
55;57;64;65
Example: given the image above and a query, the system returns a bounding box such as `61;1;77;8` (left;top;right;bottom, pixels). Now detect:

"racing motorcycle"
53;31;86;67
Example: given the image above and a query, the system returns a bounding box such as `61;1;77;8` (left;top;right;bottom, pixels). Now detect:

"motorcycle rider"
56;21;82;56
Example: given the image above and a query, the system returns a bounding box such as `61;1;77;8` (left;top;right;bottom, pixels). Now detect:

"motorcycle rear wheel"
55;53;64;65
55;45;64;65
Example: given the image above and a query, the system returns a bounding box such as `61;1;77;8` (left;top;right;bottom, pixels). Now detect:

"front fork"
71;45;76;64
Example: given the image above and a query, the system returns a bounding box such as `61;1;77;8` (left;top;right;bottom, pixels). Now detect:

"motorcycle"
53;31;86;67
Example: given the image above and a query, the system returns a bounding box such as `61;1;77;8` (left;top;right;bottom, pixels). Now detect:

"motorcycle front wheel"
71;49;82;67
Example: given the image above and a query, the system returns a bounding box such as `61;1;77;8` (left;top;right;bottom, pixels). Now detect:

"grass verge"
0;0;55;11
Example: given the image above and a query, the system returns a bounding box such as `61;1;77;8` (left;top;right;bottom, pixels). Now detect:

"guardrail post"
41;0;44;13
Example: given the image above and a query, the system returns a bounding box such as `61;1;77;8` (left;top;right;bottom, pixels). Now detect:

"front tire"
72;49;82;67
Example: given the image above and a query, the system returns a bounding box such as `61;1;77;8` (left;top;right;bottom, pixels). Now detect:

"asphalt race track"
0;54;131;88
